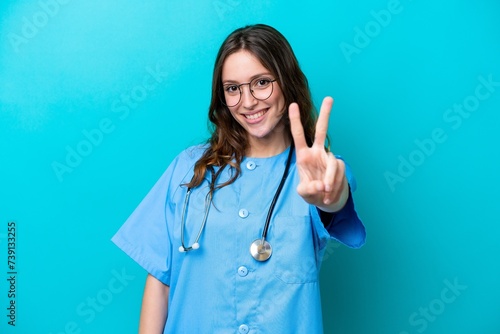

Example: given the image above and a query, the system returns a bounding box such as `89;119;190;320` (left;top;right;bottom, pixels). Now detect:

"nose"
240;83;258;109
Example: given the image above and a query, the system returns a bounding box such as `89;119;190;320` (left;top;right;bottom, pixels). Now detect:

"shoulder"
177;144;209;162
167;143;208;165
160;144;209;183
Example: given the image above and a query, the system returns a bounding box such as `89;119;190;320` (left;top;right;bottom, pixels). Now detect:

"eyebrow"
222;72;273;85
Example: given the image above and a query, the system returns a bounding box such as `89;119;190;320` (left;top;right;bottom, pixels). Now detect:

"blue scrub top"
112;145;365;333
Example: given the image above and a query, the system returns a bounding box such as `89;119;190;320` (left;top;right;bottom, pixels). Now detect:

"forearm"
319;184;366;248
139;273;170;334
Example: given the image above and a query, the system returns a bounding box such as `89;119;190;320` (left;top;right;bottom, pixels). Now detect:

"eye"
253;78;272;88
224;85;239;95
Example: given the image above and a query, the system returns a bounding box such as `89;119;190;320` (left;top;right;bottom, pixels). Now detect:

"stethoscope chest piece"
250;239;272;261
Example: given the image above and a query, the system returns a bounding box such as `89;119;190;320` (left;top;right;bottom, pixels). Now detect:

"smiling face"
221;50;288;156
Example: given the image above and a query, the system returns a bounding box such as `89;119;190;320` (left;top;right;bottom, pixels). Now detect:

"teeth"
245;110;266;120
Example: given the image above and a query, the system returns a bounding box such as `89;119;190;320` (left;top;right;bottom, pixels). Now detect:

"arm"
289;97;366;248
139;274;170;334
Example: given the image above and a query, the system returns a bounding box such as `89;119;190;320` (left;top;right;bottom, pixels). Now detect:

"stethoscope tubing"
260;143;294;242
179;188;212;252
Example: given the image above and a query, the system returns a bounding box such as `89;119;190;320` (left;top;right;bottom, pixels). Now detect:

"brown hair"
186;24;322;191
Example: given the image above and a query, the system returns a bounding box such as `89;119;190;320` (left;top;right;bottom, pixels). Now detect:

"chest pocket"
270;216;319;284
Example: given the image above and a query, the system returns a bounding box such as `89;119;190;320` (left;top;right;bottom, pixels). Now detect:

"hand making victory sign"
289;96;350;213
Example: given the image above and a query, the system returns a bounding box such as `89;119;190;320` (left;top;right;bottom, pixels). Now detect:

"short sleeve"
111;159;180;285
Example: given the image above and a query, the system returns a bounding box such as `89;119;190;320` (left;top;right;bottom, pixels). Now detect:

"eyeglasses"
222;77;277;107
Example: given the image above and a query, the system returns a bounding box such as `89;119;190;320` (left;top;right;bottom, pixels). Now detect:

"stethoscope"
179;144;294;262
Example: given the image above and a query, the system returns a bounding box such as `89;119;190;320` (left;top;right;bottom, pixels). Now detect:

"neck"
246;136;291;158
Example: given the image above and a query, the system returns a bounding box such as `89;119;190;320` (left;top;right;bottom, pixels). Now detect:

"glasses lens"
221;78;274;107
251;77;274;101
222;84;241;107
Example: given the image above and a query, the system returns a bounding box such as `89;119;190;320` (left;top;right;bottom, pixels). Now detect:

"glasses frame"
221;77;277;107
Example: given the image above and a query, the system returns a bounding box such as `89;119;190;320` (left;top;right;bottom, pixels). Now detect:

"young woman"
112;24;366;333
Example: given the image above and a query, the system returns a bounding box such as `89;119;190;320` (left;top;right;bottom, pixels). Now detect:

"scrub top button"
246;161;256;170
237;266;248;277
238;209;249;218
238;324;249;334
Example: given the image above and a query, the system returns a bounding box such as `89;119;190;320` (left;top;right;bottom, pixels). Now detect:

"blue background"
1;0;499;333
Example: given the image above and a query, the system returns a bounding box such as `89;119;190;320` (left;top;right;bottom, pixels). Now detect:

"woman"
112;24;366;333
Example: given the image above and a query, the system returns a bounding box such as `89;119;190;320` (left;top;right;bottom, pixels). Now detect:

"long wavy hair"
185;24;323;192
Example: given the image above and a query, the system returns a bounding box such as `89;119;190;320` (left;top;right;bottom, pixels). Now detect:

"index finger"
289;102;308;150
314;97;334;148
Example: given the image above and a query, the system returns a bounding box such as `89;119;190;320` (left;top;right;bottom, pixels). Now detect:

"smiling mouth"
244;109;268;120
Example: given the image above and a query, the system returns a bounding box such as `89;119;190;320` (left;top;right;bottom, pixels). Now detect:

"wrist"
317;178;349;213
